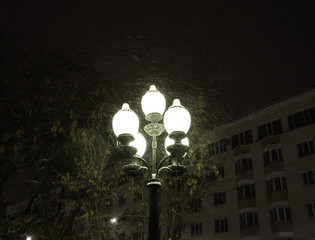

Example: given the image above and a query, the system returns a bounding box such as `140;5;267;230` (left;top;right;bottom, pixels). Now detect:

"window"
303;170;315;185
288;107;315;130
238;184;256;199
270;206;291;223
258;119;283;140
119;195;126;205
214;192;226;205
239;212;259;228
267;177;287;193
231;130;253;149
209;139;228;156
307;202;315;218
208;166;225;181
214;218;228;233
190;197;202;211
297;140;315;157
191;223;202;237
134;192;142;202
263;148;283;166
235;158;253;173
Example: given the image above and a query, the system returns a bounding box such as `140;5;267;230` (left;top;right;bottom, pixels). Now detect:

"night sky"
1;0;315;123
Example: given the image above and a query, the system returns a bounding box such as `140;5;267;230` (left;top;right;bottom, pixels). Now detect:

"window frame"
214;192;226;205
191;223;202;237
239;211;259;228
214;218;228;233
303;170;315;185
270;206;292;223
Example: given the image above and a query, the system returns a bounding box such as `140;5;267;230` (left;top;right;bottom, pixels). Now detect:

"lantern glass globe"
112;103;139;137
141;85;166;116
163;99;191;134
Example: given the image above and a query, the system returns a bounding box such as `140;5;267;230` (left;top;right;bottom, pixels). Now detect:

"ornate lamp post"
112;85;191;240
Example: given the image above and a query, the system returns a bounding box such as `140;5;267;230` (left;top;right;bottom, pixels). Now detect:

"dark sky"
1;0;315;123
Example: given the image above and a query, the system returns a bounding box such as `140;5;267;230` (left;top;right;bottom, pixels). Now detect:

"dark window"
231;130;253;149
238;184;256;199
214;192;226;205
235;158;253;173
297;140;315;157
209;139;228;156
288;107;315;130
214;218;228;233
270;206;292;223
190;197;202;211
239;212;259;228
303;170;315;185
191;223;202;237
263;148;283;166
258;119;283;140
307;202;315;218
267;177;287;193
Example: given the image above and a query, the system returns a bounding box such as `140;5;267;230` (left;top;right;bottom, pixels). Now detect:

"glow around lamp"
163;99;191;135
141;85;166;121
112;103;139;137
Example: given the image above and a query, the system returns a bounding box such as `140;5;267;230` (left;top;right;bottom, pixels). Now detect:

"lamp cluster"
112;85;191;184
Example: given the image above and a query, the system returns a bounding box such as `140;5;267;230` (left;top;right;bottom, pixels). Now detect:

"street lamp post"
112;85;191;240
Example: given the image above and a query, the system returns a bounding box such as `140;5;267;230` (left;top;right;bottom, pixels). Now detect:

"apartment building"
174;87;315;240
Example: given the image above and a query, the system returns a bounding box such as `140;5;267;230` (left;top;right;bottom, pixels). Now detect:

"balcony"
267;191;288;204
236;170;254;181
271;222;293;233
233;145;251;156
260;135;280;148
264;162;284;175
238;197;257;209
240;226;260;237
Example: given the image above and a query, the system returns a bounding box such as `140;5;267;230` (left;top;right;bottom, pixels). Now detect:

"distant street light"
110;217;117;224
112;85;191;240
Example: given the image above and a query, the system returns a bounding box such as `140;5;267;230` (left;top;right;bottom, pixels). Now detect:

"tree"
0;25;115;239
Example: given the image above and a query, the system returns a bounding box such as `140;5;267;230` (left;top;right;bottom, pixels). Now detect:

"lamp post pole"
112;85;191;240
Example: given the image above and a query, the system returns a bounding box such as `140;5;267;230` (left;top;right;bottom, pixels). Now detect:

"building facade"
176;87;315;240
